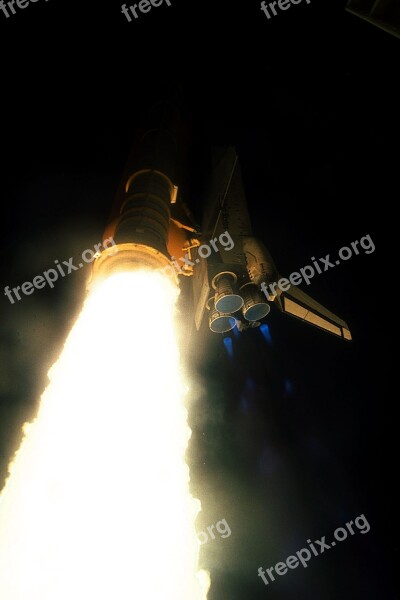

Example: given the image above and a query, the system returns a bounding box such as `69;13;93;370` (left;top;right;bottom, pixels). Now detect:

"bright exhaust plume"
0;270;209;599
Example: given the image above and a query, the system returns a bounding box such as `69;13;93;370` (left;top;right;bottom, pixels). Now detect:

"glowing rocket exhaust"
0;96;210;598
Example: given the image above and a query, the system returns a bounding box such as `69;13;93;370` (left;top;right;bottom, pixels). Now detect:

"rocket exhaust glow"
0;269;210;599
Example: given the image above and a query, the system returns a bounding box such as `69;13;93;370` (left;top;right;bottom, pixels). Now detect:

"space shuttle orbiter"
190;146;352;340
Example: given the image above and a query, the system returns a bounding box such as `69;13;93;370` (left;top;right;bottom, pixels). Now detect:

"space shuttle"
92;97;351;341
189;146;351;340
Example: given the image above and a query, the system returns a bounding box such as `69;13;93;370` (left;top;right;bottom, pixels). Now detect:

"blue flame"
260;324;272;345
223;337;233;358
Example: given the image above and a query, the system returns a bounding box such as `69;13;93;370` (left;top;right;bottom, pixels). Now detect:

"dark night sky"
0;0;398;598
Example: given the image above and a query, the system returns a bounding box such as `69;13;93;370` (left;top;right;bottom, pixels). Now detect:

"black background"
0;0;398;598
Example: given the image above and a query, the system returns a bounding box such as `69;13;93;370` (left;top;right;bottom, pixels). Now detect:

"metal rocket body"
93;100;351;341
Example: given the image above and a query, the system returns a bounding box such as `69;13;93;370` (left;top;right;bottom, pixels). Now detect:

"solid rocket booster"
92;97;185;281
